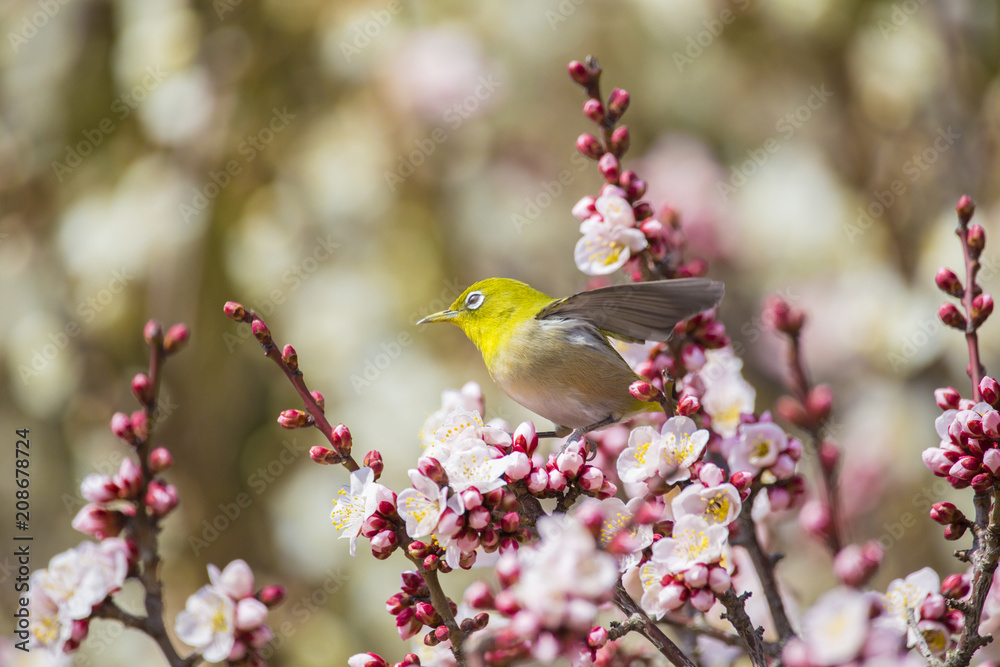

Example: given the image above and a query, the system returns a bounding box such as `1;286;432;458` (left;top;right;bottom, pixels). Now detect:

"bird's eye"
465;291;485;310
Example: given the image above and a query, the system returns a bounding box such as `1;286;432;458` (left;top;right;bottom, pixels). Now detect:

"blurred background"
2;0;999;664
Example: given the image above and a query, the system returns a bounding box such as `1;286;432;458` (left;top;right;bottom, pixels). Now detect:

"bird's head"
416;278;551;355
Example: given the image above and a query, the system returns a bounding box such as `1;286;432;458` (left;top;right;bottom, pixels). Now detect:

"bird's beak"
416;309;458;325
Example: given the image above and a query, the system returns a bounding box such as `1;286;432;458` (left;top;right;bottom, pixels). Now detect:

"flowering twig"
611;582;696;667
718;589;767;667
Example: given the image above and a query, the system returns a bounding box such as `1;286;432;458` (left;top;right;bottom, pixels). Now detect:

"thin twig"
612;581;697;667
718;590;768;667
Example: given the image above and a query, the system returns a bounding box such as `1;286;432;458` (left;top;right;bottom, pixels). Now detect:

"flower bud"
143;320;163;345
944;522;967;540
251;319;272;345
72;504;125;539
258;585;286;607
972;472;994;492
163;324;190;353
956;195;975;224
935;387;962;410
567;60;591;86
148;447;173;473
708;566;731;594
364;450;384;479
610;125;630;156
131;373;152;404
282;345;298;372
968;224;986;259
587;625;608;648
776;395;809;428
361;514;389;538
224;301;247;321
833;542;882;587
606;88;630;119
935;268;964;298
81;474;119;503
111;412;136;444
576;133;603;159
972;293;994;326
331;423;352;454
690;588;716;612
939;303;966;330
684;563;709;588
547;469;567;492
114;458;142;499
579;465;604;492
629;380;660;402
632;200;653;221
677;394;701;416
311;390;325;410
415;601;440;626
799;500;833;542
371;529;398;560
407;541;429;560
598;153;620;182
505;451;531;480
582;98;605;124
941;573;971;599
468;506;491;531
145;481;179;516
277;409;310;429
806;385;833;422
418;457;448;485
763;294;805;335
930;502;963;525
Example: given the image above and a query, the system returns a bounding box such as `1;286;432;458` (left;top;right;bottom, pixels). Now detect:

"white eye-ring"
465;291;485;310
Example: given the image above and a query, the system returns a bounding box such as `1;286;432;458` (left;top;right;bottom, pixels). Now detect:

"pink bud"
606;87;630;118
567;60;591;86
708;566;731;594
505;451;531;480
143;320;163;344
833;542;882;587
277;409;310;429
610;125;630;156
981;377;1000;407
582;98;605;124
806;385;833;421
145;481;179;516
579;466;604;492
972;293;993;326
576;133;603;159
72;504;124;539
417;457;448;485
527;469;548;494
799;500;833;542
763;294;805;336
629;380;660;402
690;588;716;612
395;607;420;640
921;593;947;620
597;479;618;499
968;224;986;259
464;580;495;609
468;506;491;530
942;573;971;599
972;472;994;492
235;598;269;631
556;449;584;477
599;152;620;182
676;394;701;416
80;474;119;503
258;585;285;607
415;601;439;626
310;446;340;465
371;529;398;560
684;563;709;588
361;514;388;538
281;344;298;372
131;373;152;404
110;412;136;444
163;323;189;353
547;469;567;492
147;447;172;473
632;200;653;221
939;303;966;330
935;268;964;298
251;319;272;345
984;448;1000;475
500;511;520;533
436;509;465;537
956;195;975;224
930;502;962;525
513;421;538;457
935;387;962;410
587;625;608;648
331;423;352;454
223;301;247;321
944;522;967;540
363;450;384;479
114;458;142;499
461;488;483;510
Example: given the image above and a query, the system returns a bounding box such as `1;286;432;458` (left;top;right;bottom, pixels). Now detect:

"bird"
416;277;724;442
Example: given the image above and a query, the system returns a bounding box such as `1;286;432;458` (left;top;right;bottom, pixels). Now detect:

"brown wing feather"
535;278;724;342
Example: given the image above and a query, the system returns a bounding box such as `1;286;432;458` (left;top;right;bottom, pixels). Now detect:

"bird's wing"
535;278;724;343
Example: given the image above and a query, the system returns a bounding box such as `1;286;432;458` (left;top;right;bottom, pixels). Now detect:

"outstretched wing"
535;278;724;343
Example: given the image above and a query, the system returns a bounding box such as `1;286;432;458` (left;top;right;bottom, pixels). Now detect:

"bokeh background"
2;0;1000;664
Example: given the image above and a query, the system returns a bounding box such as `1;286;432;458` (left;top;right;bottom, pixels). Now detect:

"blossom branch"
718;589;767;667
611;582;696;667
659;611;782;658
224;302;360;472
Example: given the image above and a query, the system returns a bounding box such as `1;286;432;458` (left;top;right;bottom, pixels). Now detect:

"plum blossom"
441;438;513;493
617;416;709;485
511;514;619;630
695;348;756;438
31;538;129;623
882;567;940;640
175;585;236;662
594;497;654;571
799;587;873;665
331;466;383;556
397;470;450;538
672;482;742;526
422;407;511;461
729;422;790;476
419;383;485;446
574;217;648;275
654;515;730;574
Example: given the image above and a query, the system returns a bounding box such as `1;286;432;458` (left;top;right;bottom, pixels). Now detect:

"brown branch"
732;491;795;642
659;611;782;658
612;581;696;667
718;589;768;667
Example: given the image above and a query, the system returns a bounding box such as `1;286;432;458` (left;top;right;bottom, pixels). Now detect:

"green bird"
417;277;724;440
